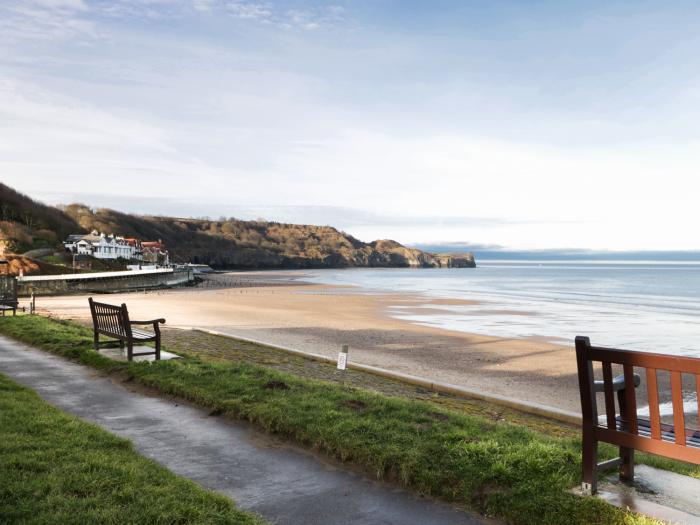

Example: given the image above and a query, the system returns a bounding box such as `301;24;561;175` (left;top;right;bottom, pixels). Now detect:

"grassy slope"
0;372;264;525
0;316;671;525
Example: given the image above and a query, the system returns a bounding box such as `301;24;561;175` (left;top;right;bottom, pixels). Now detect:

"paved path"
0;336;488;525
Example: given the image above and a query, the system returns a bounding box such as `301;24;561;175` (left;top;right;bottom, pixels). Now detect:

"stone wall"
17;267;194;296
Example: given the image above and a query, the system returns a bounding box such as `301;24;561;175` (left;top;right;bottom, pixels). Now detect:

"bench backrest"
88;297;133;338
576;336;700;464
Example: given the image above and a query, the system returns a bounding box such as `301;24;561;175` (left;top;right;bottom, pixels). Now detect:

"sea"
301;260;700;358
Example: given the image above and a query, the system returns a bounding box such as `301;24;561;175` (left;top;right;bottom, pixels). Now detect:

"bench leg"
155;335;161;361
619;446;634;483
616;386;635;483
127;342;133;361
119;339;125;349
93;332;99;351
581;430;598;495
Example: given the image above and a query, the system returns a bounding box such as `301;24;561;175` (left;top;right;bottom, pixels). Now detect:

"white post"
337;344;348;371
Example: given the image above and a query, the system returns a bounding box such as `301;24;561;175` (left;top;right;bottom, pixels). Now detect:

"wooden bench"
0;276;18;316
576;336;700;495
88;297;165;361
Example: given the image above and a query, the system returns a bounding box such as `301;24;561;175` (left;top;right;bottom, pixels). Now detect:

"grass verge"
0;371;265;524
0;315;686;525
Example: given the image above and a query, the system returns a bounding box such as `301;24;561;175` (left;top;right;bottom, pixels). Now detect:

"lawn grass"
0;315;679;525
0;371;265;525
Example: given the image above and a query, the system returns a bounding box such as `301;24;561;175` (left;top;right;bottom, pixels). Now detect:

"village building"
141;240;169;266
63;231;168;265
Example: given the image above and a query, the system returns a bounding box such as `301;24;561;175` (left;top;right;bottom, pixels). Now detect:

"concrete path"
0;336;488;525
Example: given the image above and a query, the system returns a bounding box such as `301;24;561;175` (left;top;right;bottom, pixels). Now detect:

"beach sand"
35;271;583;413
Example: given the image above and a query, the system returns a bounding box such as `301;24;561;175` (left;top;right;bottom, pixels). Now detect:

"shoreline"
35;270;584;413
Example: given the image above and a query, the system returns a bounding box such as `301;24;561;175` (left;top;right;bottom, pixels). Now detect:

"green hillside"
0;184;82;255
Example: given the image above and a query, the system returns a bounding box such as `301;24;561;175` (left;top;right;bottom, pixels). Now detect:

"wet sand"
35;271;583;413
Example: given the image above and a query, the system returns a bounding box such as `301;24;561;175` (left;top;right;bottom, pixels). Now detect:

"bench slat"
622;364;638;435
613;417;700;448
671;371;686;446
587;345;700;373
602;362;616;429
645;367;662;440
597;427;700;463
696;374;700;434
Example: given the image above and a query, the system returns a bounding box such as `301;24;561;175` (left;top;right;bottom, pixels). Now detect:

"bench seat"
0;304;17;316
131;328;157;340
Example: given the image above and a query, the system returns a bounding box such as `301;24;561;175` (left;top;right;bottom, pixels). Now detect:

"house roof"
81;234;102;243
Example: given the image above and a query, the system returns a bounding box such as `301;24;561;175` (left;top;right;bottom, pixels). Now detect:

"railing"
17;268;174;282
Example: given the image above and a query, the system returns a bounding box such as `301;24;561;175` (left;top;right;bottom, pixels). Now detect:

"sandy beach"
35;271;582;413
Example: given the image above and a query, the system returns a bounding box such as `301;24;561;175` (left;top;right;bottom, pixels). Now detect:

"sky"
2;0;700;250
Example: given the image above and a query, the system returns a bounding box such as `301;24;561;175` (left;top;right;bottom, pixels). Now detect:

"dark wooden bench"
88;297;165;361
0;275;18;316
576;336;700;495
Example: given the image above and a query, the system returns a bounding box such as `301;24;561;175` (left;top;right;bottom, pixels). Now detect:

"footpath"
0;336;489;525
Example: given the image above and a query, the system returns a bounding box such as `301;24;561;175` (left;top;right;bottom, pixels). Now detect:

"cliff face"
434;253;477;268
365;240;459;268
62;207;476;269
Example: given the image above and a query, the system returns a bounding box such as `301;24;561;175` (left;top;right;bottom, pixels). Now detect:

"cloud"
191;0;215;11
0;1;96;42
218;2;346;29
30;0;88;10
0;0;349;45
280;5;346;30
226;1;272;20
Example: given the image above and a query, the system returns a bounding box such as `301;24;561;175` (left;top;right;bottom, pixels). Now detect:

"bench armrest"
594;373;640;393
130;319;166;325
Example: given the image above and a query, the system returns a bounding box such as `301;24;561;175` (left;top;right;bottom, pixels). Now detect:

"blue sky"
2;1;700;250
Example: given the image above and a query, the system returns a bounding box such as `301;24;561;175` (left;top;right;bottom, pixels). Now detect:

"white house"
64;231;138;260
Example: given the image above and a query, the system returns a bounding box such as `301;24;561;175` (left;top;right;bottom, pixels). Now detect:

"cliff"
62;205;474;269
434;253;477;268
0;183;476;271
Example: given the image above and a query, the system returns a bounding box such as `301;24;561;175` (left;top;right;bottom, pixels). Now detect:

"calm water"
302;261;700;357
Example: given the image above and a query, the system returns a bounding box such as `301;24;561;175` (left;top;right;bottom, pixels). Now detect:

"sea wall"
17;267;194;296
